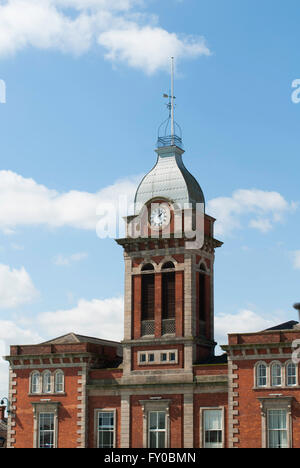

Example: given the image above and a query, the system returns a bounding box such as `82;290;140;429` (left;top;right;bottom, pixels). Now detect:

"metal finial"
158;57;183;149
293;303;300;311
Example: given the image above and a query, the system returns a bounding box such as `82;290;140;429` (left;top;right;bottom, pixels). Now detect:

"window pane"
55;372;64;392
149;431;157;448
203;410;223;449
149;412;157;430
149;411;167;449
268;410;288;449
157;431;166;449
98;412;114;448
158;412;166;430
257;364;267;387
271;364;282;387
287;363;297;386
43;372;51;393
39;413;54;449
32;373;40;393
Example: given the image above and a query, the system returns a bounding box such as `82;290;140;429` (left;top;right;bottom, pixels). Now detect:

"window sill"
253;386;300;391
28;393;66;397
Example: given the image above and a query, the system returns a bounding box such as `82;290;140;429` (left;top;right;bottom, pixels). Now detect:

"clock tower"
116;73;222;386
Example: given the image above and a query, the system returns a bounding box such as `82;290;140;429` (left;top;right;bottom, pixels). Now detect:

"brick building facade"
3;129;300;449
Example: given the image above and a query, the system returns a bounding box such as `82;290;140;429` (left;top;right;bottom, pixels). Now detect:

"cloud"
0;171;297;242
215;309;286;349
0;0;211;73
291;250;300;270
37;297;124;341
0;264;38;308
0;170;138;234
0;320;43;397
207;189;297;237
98;26;210;75
53;251;88;266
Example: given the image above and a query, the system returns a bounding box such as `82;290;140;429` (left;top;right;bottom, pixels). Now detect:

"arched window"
43;371;52;394
162;261;175;270
271;362;282;387
198;272;206;323
141;263;155;272
286;362;297;387
55;370;64;393
141;273;155;321
162;271;175;320
31;372;40;394
256;363;267;388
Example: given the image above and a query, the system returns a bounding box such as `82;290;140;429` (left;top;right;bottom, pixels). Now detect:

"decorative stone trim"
94;408;117;449
120;393;130;448
6;369;17;448
31;401;61;449
184;393;194;448
227;358;239;448
139;399;171;448
199;406;225;448
258;396;293;448
77;365;88;448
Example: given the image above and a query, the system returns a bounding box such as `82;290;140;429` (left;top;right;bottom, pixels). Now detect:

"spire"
157;57;183;149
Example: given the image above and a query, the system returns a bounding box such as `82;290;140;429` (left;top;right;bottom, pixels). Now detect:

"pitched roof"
40;333;121;351
263;321;299;332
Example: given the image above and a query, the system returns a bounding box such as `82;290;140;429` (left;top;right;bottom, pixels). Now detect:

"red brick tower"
117;136;222;387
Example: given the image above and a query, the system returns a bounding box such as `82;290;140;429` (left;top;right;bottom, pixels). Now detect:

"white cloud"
291;250;300;270
0;320;43;397
98;26;210;74
53;251;88;266
0;0;210;73
207;189;296;237
0;172;297;241
0;264;38;308
37;297;124;341
215;309;285;349
0;170;138;234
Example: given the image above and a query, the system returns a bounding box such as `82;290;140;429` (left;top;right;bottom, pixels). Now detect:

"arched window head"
256;363;267;388
31;372;40;394
141;263;155;272
271;362;282;387
43;371;52;394
199;263;207;272
162;262;175;270
55;370;64;393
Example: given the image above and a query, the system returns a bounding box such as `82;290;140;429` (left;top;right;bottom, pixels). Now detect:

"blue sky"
0;0;300;396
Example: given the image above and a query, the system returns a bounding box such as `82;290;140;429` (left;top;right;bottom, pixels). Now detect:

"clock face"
149;205;170;229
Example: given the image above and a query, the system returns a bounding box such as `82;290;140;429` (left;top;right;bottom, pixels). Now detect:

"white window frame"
267;409;288;449
200;407;225;449
258;397;293;449
137;349;178;366
148;411;167;449
32;402;60;449
38;412;55;449
286;361;298;387
139;399;171;448
42;370;52;394
271;362;282;388
255;361;268;388
95;409;116;449
30;371;41;394
54;370;64;394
